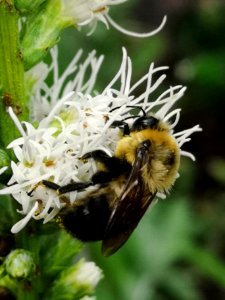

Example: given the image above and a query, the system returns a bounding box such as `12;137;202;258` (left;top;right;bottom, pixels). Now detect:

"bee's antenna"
128;106;146;116
123;106;146;121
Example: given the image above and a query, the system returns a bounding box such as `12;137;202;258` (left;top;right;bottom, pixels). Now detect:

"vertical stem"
0;0;28;150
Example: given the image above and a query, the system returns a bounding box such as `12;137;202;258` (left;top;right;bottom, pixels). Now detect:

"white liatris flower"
22;0;167;69
0;48;201;233
28;47;104;121
61;0;167;36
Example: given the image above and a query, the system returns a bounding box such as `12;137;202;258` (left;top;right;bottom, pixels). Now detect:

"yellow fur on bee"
115;129;180;193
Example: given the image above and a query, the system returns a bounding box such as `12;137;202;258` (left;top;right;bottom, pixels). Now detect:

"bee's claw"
81;152;92;160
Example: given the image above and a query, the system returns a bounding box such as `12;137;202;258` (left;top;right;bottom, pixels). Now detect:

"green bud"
50;259;103;300
5;249;35;279
21;0;73;70
15;0;47;14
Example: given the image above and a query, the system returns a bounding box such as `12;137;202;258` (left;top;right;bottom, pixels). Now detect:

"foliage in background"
0;0;224;299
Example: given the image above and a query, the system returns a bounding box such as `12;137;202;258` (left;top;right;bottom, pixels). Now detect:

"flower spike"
0;48;202;233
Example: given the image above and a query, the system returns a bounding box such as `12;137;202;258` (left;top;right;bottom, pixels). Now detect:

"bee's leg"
42;180;60;191
40;180;92;195
57;181;93;194
27;183;43;197
82;150;111;162
33;153;123;195
58;171;115;194
110;120;130;136
27;181;60;197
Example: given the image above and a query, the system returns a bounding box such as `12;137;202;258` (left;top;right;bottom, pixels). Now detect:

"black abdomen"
60;193;111;242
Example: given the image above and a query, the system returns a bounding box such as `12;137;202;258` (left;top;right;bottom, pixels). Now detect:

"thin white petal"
106;15;167;38
11;201;39;233
8;107;26;137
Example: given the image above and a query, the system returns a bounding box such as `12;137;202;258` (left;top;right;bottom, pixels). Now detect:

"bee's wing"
102;142;156;256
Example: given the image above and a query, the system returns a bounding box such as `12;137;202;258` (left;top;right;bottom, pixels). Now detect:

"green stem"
0;0;29;150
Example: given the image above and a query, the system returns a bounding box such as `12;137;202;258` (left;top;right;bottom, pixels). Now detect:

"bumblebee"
42;108;180;256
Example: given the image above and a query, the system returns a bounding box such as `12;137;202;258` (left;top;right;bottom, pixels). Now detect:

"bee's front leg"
110;120;130;136
27;180;93;196
27;180;61;197
82;150;111;162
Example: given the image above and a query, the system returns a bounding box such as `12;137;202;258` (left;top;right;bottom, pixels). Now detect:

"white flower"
61;0;167;36
55;259;103;296
67;259;103;289
0;48;201;233
28;47;104;121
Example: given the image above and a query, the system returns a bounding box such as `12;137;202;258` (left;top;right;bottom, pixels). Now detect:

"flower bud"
5;249;35;278
21;0;127;69
51;259;103;299
21;0;73;69
64;259;103;291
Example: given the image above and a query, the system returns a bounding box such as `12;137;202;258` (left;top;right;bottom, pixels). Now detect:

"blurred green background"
57;1;225;299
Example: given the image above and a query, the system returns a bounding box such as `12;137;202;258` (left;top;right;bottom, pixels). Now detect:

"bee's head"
130;114;170;132
111;106;169;133
131;115;159;131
